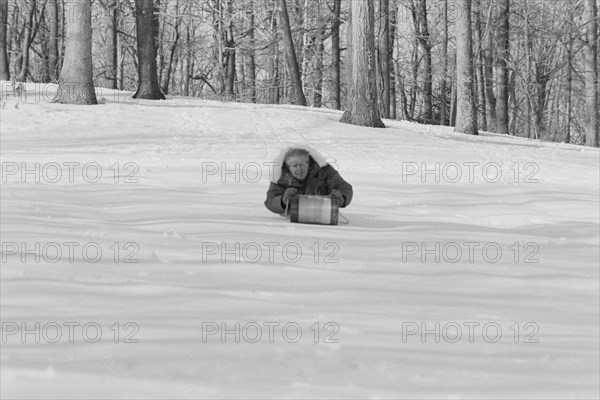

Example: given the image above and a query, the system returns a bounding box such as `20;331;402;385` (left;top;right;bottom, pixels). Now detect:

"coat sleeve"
323;165;353;207
264;182;287;214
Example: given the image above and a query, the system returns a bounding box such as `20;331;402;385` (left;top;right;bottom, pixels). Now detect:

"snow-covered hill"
1;84;599;399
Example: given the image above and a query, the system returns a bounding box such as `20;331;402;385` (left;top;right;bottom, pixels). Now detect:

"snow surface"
1;83;599;399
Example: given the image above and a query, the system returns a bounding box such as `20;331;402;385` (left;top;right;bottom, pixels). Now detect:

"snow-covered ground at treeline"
1;83;599;399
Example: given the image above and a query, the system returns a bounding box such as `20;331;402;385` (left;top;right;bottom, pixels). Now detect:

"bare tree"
331;0;341;110
483;3;496;131
99;0;118;89
583;0;598;146
162;0;182;95
439;0;448;125
0;0;9;80
454;0;478;135
378;0;391;118
300;0;311;92
389;0;397;119
53;0;97;104
313;0;324;108
245;0;256;102
565;13;573;143
17;0;36;81
496;0;510;134
134;0;165;99
473;0;487;130
279;0;306;105
266;9;280;104
47;0;60;82
411;0;432;122
340;0;385;127
223;0;236;98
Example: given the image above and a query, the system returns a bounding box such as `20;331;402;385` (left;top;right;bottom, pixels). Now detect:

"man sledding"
264;145;353;224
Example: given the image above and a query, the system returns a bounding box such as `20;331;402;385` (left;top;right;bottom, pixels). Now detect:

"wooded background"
0;0;598;146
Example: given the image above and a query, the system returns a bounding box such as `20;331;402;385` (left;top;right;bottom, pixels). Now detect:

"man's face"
286;155;310;180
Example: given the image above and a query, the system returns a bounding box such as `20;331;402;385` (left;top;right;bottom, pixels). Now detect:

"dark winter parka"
264;146;353;214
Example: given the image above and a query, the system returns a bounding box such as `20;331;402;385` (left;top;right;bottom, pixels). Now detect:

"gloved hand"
330;189;344;206
282;188;298;205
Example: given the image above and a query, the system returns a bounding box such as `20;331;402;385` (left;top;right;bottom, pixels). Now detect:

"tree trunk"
235;5;244;100
495;0;510;134
474;0;487;130
40;21;50;82
483;10;496;131
331;0;341;110
17;0;36;81
53;0;97;104
245;0;256;102
157;0;164;85
153;1;160;60
439;0;448;125
0;0;9;80
118;25;124;91
267;11;280;104
525;0;532;138
313;4;324;108
267;10;280;104
450;75;457;126
282;52;289;100
12;7;21;78
454;0;478;135
509;68;517;134
389;0;397;119
237;51;245;98
300;0;310;95
224;0;236;98
47;0;60;82
212;0;224;94
133;0;165;99
165;44;180;95
184;23;192;96
393;4;405;120
378;0;390;118
409;29;418;120
340;0;385;127
278;0;306;105
104;0;118;89
397;74;409;121
417;0;432;122
565;28;573;144
534;63;549;140
163;0;180;95
583;0;598;146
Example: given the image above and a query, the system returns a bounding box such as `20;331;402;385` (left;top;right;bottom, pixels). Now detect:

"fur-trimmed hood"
269;144;329;183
